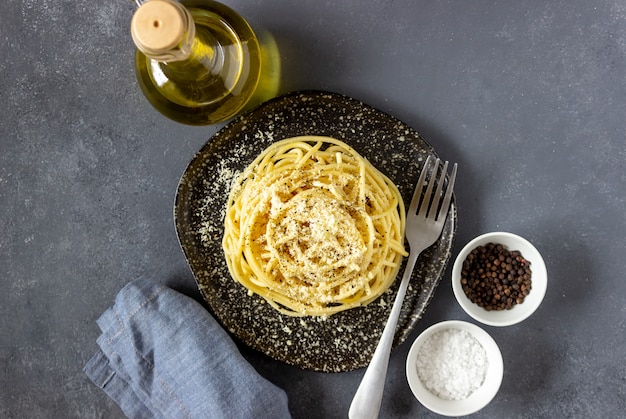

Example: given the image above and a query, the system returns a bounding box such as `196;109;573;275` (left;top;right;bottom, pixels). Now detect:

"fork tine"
417;158;440;218
408;156;433;215
427;160;448;220
436;162;457;222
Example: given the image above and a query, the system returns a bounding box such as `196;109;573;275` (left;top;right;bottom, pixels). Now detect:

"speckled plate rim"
174;90;457;372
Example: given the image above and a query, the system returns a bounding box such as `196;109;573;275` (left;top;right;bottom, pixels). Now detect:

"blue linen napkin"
84;278;291;419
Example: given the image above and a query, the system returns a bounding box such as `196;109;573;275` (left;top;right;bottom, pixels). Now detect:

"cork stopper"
131;0;186;55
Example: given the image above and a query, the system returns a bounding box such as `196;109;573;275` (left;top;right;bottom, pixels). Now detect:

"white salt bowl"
406;320;503;417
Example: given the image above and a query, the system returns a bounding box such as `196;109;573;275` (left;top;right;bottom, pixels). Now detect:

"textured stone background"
1;0;624;417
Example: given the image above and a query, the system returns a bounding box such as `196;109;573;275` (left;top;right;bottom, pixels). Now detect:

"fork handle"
348;250;421;419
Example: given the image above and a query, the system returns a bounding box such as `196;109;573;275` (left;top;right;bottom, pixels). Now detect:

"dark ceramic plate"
174;90;456;372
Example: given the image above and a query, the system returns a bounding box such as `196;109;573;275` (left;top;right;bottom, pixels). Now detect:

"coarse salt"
415;328;488;400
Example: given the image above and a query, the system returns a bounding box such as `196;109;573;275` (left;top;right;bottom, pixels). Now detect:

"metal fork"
348;156;457;419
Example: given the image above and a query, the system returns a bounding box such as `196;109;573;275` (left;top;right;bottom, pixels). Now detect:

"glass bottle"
131;0;278;125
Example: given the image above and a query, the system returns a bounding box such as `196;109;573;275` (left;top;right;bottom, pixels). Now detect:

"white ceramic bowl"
452;232;548;327
406;320;503;417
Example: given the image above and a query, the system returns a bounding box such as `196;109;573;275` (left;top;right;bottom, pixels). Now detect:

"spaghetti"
222;136;408;316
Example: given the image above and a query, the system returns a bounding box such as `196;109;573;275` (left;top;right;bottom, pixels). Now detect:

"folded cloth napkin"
84;278;291;419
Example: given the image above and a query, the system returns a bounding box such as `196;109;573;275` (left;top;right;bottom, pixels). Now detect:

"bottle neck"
131;0;197;62
160;26;222;80
132;0;225;81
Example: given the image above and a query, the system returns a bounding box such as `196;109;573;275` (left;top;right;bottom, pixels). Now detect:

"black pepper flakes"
460;242;532;311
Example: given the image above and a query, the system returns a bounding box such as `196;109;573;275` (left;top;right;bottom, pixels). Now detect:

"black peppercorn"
460;242;532;311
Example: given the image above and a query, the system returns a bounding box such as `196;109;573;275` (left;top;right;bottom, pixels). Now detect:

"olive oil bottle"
131;0;279;125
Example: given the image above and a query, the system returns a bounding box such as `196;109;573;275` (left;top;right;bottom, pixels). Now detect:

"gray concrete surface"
1;0;625;417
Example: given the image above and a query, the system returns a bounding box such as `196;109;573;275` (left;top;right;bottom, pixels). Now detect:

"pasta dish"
222;136;407;316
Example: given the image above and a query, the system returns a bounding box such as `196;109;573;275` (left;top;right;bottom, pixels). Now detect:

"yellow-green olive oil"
134;0;279;125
